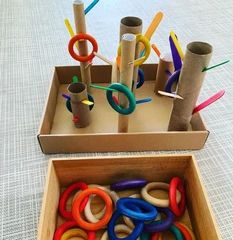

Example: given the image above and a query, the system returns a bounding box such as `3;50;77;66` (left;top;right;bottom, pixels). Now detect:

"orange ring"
72;188;113;231
68;33;98;62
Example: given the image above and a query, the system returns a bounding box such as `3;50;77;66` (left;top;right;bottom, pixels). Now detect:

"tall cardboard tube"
118;34;136;133
120;17;142;91
111;61;119;83
168;42;213;131
73;0;92;92
154;53;174;94
68;82;91;128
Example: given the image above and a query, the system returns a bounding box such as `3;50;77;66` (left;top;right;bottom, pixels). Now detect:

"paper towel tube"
168;42;213;131
111;61;119;83
73;0;92;92
120;17;142;92
68;82;91;128
154;53;174;94
118;34;136;133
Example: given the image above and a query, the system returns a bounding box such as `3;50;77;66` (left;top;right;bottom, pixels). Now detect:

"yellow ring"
61;228;87;240
117;34;151;67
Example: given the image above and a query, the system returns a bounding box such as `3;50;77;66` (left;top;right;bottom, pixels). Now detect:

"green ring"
106;83;136;115
169;225;184;240
140;232;150;240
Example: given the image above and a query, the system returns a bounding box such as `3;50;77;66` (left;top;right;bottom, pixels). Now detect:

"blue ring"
117;198;157;221
110;179;148;191
164;69;180;93
137;68;145;89
108;210;144;240
66;99;72;113
144;208;174;233
106;83;136;115
66;94;94;112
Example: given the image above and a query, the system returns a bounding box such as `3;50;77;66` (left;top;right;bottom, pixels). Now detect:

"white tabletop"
0;0;233;239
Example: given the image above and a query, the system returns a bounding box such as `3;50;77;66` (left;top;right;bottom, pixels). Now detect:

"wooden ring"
169;177;186;216
61;228;87;240
58;182;88;220
117;34;151;67
72;188;113;231
100;224;132;240
84;185;119;223
141;182;181;207
68;33;98;62
174;222;195;240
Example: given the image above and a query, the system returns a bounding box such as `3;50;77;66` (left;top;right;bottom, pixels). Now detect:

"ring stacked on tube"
53;177;195;240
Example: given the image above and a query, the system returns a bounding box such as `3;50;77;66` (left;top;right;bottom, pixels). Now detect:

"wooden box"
37;155;221;240
37;64;209;153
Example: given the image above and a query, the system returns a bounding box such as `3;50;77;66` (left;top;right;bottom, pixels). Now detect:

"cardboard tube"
111;61;119;83
154;53;174;94
118;34;136;133
168;42;213;131
73;0;92;92
68;82;91;128
120;17;142;91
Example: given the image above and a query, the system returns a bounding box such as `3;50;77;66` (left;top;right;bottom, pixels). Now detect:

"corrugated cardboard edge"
37;67;57;153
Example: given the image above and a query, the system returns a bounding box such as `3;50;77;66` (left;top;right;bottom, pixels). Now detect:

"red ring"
53;221;95;240
151;233;161;240
174;222;193;240
169;177;186;217
68;33;98;62
53;221;76;240
59;182;88;220
88;231;96;240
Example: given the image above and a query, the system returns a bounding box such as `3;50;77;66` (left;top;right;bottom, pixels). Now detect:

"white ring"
141;182;181;207
100;224;132;240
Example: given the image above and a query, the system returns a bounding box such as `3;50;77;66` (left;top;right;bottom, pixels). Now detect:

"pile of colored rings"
54;177;195;240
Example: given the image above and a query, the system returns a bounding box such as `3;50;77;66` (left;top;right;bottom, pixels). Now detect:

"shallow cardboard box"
37;154;221;240
38;64;209;153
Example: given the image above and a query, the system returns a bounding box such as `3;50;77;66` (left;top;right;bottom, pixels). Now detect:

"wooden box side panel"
38;69;60;135
37;162;60;240
52;155;191;186
38;131;208;154
184;158;221;240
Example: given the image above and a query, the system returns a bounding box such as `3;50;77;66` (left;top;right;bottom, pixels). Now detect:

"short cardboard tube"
154;53;174;93
68;82;91;128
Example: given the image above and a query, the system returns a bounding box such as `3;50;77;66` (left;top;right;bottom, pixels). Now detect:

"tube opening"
121;16;142;27
187;42;212;55
68;82;86;94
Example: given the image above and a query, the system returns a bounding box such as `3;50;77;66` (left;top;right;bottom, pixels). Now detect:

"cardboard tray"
37;154;221;240
38;64;209;153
